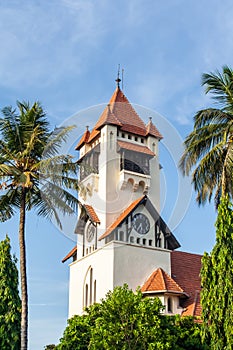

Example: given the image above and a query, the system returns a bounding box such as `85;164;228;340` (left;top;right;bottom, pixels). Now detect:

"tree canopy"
180;66;233;206
0;235;21;349
55;285;207;350
201;196;233;349
0;101;80;350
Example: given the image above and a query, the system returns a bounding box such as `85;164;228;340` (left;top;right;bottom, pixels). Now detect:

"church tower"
63;80;182;317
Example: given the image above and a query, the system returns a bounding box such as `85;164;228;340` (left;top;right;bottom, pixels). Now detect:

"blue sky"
0;0;232;348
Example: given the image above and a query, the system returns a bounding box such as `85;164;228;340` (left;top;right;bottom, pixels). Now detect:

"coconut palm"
180;65;233;206
0;101;80;350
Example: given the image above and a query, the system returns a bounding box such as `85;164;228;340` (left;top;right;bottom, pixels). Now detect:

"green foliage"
201;196;233;349
180;66;233;205
0;101;80;349
44;345;56;349
0;235;21;349
163;316;208;350
0;101;80;228
56;285;207;350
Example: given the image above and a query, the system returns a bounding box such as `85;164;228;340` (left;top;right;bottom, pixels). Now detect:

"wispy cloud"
0;1;106;88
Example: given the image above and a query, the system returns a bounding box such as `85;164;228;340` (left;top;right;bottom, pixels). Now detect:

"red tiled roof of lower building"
141;268;186;295
62;245;77;263
171;250;202;317
98;195;145;240
117;140;155;156
84;204;100;224
146;119;163;139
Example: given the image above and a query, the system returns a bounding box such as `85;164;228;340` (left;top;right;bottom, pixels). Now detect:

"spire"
115;64;121;88
146;117;163;140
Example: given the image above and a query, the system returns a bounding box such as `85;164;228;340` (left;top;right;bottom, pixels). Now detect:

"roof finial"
122;68;124;91
115;64;121;88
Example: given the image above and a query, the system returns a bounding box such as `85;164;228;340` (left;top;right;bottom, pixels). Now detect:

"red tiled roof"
117;140;155;156
84;204;100;224
62;245;77;263
75;129;90;150
98;195;145;240
141;268;185;295
77;87;162;149
171;251;202;317
95;104;122;130
146;119;163;139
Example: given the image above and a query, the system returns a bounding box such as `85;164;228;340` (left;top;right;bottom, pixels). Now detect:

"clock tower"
63;80;181;317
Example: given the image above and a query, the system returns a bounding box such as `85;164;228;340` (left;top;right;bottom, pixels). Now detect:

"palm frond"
179;123;226;175
194;109;233;129
43;125;76;158
202;65;233;108
0;188;22;221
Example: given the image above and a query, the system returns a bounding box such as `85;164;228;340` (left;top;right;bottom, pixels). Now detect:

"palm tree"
0;101;80;350
180;65;233;206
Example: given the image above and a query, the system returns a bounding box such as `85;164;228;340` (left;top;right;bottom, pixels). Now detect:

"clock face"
133;213;150;235
86;223;95;242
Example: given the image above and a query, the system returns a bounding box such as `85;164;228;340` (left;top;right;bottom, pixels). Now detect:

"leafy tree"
164;315;208;350
180;66;233;206
44;345;56;349
89;285;165;350
201;196;233;349
0;235;21;349
57;285;208;350
0;101;79;350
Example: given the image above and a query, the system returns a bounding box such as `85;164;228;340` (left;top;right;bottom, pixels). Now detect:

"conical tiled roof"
141;268;185;295
146;118;163;139
95;102;123;130
75;128;90;150
76;86;162;150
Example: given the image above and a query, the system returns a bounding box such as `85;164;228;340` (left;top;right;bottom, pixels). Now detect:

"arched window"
94;280;96;303
83;266;95;309
110;131;113;149
85;284;88;307
167;297;172;313
90;268;93;305
152;142;156;154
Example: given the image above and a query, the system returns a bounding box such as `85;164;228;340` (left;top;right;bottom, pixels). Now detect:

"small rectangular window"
141;138;144;143
149;239;152;246
135;136;138;141
122;133;125;138
136;238;140;244
128;134;132;140
143;238;146;245
119;231;124;241
130;236;134;243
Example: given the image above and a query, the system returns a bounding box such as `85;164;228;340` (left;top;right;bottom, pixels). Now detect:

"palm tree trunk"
19;187;28;350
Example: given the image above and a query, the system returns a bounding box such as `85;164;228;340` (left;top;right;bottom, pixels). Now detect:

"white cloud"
0;1;107;88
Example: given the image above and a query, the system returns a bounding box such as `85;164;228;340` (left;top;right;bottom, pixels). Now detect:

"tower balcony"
119;169;151;194
79;173;99;200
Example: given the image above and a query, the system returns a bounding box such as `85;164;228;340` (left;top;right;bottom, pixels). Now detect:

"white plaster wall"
69;241;171;317
68;243;114;317
113;242;171;290
147;136;160;212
